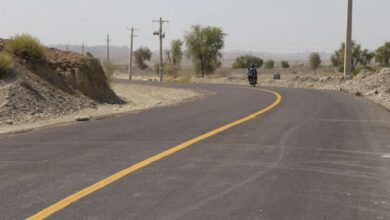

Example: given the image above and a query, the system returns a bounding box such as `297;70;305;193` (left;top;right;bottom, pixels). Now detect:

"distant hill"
49;44;332;66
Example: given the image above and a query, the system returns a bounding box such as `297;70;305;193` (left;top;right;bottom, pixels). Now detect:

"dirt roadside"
192;68;390;110
0;82;207;136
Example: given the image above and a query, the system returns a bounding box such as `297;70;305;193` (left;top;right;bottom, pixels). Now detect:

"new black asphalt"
1;82;389;219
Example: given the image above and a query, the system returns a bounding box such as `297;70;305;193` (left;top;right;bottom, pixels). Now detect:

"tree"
134;47;152;70
281;60;290;68
330;41;371;71
361;49;375;67
264;60;274;69
375;42;390;66
185;25;226;77
309;53;321;72
170;40;183;67
232;55;263;69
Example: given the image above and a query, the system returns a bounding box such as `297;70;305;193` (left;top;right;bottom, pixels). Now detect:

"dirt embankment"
0;39;122;124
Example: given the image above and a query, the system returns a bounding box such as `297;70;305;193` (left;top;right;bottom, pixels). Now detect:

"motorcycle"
248;75;257;87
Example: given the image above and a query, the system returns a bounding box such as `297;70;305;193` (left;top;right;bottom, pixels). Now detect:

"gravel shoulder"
0;82;206;136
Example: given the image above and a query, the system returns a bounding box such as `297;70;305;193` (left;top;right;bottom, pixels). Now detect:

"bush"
0;52;13;77
337;65;344;73
134;47;152;70
6;34;45;61
309;53;322;71
281;60;289;68
233;55;263;69
264;60;274;69
102;62;117;83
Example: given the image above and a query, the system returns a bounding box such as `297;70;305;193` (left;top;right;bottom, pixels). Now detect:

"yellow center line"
27;88;282;220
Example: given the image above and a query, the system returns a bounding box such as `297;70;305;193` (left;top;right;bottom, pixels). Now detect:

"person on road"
247;65;258;87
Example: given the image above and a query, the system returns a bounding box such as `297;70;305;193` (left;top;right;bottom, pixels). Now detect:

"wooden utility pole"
106;34;111;65
344;0;353;77
153;17;169;82
127;27;137;80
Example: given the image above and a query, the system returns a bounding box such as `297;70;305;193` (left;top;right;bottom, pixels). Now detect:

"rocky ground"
0;39;120;125
0;82;204;135
264;68;390;110
0;40;204;134
0;65;95;124
192;68;390;110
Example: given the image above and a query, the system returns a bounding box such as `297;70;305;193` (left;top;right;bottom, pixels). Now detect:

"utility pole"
127;27;138;80
344;0;353;77
153;17;169;82
106;34;111;66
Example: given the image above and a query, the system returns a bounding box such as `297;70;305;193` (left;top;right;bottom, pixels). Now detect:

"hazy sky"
0;0;389;53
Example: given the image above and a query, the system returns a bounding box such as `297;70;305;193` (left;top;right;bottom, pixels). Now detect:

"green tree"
170;40;183;67
232;55;263;69
361;49;375;67
309;53;321;71
185;25;226;77
330;41;370;71
264;60;274;69
375;42;390;66
134;47;152;70
281;60;290;68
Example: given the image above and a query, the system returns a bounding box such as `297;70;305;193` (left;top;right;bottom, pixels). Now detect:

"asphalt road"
1;82;390;220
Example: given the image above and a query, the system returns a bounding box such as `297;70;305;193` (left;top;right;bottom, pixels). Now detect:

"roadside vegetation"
264;60;275;69
103;62;118;83
232;55;263;69
375;42;390;66
281;61;289;69
0;52;13;77
309;53;322;72
185;25;225;77
330;41;375;73
6;34;45;61
134;47;152;70
165;39;184;78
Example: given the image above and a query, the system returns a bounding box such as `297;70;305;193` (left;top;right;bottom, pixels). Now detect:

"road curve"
0;82;390;220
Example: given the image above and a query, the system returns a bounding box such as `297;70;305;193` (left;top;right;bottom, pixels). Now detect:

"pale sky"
0;0;389;53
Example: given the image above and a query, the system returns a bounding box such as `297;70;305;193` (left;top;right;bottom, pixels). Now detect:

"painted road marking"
27;88;282;220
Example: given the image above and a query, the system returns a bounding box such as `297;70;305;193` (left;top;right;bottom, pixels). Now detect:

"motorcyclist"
247;65;258;87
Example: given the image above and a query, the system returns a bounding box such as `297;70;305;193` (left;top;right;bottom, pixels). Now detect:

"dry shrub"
166;71;192;83
6;34;45;61
0;52;12;77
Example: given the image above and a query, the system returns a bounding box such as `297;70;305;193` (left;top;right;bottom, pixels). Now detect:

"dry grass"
6;34;45;61
0;52;12;77
166;70;192;83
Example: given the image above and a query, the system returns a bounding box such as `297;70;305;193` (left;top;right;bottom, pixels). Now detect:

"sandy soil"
0;83;205;136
